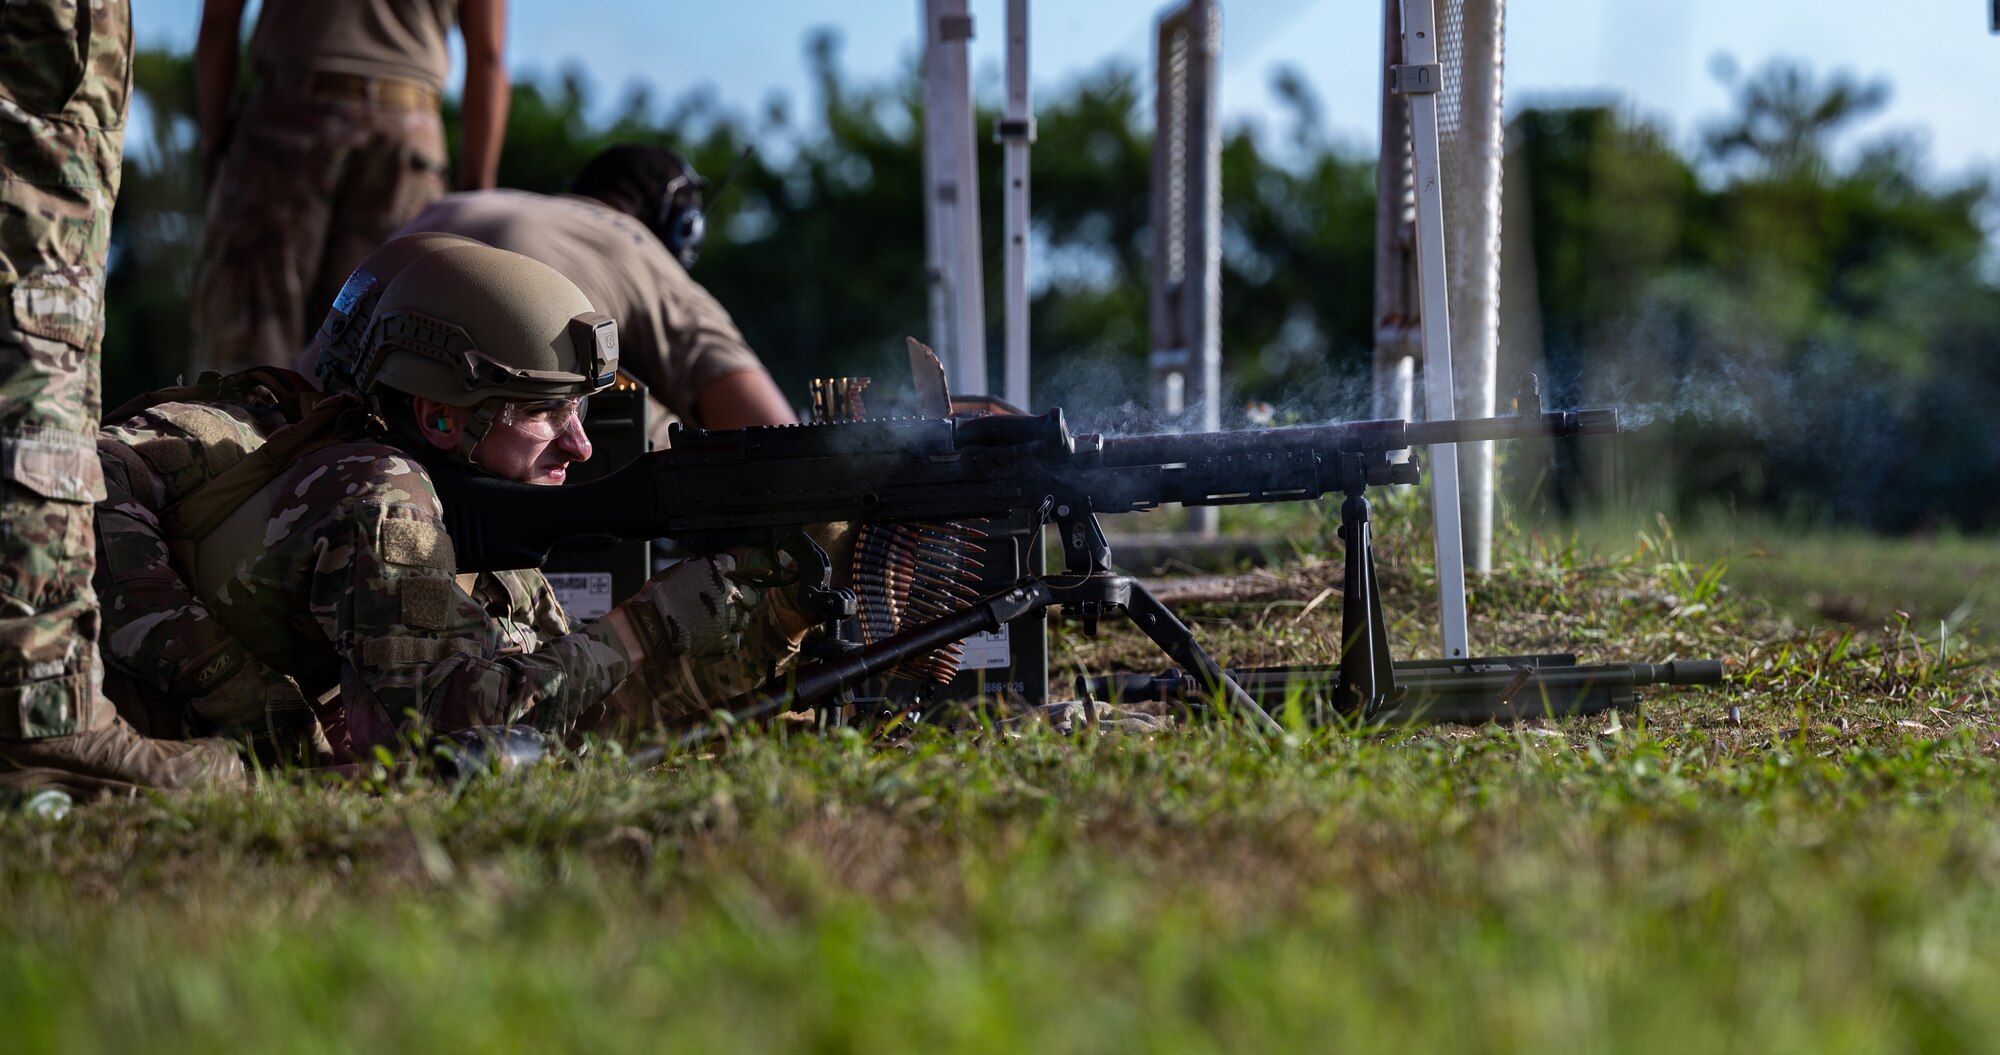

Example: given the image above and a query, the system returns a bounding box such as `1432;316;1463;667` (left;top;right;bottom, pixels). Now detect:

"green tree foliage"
104;48;206;399
1503;58;1999;529
107;40;2000;529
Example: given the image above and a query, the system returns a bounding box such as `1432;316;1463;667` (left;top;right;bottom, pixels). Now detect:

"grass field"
4;508;1997;1053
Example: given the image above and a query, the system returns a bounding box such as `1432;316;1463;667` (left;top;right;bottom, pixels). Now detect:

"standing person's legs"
189;95;344;373
0;0;242;796
309;107;449;333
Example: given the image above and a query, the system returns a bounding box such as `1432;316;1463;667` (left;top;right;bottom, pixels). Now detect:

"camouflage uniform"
95;375;325;756
102;238;805;754
97;407;800;753
190;0;456;373
0;0;131;738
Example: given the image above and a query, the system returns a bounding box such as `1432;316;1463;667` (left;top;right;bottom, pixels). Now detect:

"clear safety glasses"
494;396;590;439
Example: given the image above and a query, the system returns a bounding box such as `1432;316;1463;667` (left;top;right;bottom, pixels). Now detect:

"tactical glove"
186;657;331;765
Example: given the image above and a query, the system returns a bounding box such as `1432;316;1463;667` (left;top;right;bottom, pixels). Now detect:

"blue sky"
138;1;2000;180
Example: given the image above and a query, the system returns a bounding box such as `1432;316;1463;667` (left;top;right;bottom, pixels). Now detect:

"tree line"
107;33;2000;532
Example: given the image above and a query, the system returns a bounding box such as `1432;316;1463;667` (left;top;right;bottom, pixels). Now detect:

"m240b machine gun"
428;393;1720;734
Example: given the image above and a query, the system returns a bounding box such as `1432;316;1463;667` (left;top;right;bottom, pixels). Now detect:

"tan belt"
304;71;439;112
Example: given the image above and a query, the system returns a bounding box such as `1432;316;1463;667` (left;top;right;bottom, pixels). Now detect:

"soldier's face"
472;402;594;485
414;396;593;485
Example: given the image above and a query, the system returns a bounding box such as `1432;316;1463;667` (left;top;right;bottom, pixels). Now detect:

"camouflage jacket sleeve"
288;448;637;736
95;439;260;705
95;405;317;740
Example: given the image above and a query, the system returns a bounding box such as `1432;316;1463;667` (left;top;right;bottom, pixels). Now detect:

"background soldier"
395;143;796;442
191;0;510;373
0;0;244;797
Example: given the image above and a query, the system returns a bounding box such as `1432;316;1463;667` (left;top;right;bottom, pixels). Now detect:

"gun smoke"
1511;315;2000;531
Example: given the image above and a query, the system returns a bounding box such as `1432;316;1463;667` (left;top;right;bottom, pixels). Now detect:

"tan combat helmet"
352;243;620;461
312;231;486;394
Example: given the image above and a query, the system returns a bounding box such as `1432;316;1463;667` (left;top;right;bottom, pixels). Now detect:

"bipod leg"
1121;581;1282;734
1335;490;1402;716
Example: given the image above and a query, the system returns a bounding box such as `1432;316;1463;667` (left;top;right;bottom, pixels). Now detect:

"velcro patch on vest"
359;636;477;668
173;410;248;477
399;576;456;631
380;519;455;570
133;436;196;474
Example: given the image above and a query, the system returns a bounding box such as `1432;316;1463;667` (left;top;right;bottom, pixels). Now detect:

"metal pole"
1149;0;1223;536
997;0;1035;410
1448;0;1506;577
1372;0;1417;425
1191;0;1222;450
920;0;988;396
919;2;950;377
1392;0;1470;659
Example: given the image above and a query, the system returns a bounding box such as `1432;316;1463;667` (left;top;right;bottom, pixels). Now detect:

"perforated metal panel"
1151;0;1223;535
1375;0;1506;572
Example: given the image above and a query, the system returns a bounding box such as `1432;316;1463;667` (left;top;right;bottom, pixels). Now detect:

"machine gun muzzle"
1400;406;1620;448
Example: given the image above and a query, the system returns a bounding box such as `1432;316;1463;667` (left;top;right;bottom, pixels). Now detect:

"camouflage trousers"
191;90;447;373
0;0;132;738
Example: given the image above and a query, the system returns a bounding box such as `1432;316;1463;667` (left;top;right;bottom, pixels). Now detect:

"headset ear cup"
675;208;706;267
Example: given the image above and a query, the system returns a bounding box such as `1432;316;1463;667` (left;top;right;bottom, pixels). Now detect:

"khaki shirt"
249;0;459;92
397;190;772;428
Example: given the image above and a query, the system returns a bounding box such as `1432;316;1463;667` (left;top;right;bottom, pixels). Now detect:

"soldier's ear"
411;397;463;451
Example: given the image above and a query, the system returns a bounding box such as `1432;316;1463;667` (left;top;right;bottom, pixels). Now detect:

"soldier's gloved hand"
618;552;763;663
186;657;329;764
604;551;810;727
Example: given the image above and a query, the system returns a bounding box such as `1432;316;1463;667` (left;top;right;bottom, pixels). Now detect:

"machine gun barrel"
1089;408;1618;468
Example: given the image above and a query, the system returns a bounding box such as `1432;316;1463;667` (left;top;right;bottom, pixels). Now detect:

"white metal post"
997;0;1034;410
920;0;988;396
1372;0;1418;426
1442;0;1506;577
1392;0;1471;659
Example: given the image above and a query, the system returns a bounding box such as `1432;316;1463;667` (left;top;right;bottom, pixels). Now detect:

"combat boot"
0;716;247;799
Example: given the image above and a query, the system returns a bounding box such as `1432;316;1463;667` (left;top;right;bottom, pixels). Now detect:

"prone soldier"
95;232;480;760
99;240;824;757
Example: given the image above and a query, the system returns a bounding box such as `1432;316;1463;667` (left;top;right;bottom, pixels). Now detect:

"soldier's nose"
557;419;592;461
